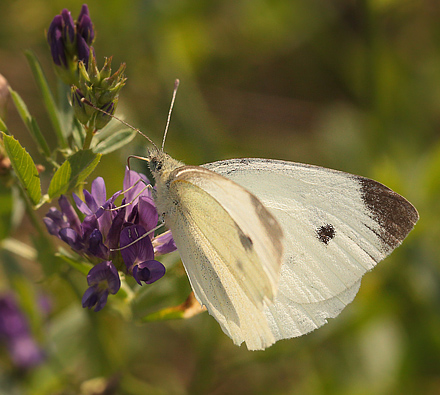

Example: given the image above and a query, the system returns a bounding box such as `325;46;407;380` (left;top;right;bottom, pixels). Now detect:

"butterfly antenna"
80;96;159;152
161;79;180;152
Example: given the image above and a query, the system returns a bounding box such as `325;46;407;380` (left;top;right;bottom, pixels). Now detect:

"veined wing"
165;166;284;349
204;158;418;341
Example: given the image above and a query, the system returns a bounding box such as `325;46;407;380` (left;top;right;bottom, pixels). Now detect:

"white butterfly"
101;81;418;350
147;151;418;351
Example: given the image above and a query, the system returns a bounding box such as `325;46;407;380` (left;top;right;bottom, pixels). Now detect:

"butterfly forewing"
159;165;284;349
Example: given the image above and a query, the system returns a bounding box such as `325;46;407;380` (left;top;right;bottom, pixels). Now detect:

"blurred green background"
0;0;439;394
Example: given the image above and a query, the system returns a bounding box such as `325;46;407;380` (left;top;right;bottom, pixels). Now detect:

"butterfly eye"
150;158;163;172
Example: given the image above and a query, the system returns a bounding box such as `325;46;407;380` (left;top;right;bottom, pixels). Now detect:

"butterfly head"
147;150;183;182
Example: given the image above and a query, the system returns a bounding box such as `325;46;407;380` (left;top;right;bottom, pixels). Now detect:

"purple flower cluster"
47;4;94;69
0;294;44;369
44;168;176;312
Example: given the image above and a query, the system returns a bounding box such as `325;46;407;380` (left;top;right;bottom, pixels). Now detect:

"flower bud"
99;57;112;80
87;49;100;85
73;55;125;129
77;4;95;44
61;9;75;45
47;15;68;67
93;99;117;130
47;5;96;82
71;87;90;125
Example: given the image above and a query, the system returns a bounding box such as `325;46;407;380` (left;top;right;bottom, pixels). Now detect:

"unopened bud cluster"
72;54;126;130
48;4;126;131
47;4;94;85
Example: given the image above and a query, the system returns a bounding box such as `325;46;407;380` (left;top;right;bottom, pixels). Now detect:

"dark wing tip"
358;177;419;251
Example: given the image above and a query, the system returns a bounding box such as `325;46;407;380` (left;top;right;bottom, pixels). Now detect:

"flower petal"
58;195;81;233
81;214;99;239
83;189;98;213
138;197;158;236
120;225;155;270
59;227;83;250
94;289;109;312
95;191;121;236
87;229;108;259
61;9;75;44
91;177;106;207
47;15;67;67
43;217;60;236
153;230;177;255
73;193;92;215
123;167;151;217
76;35;90;65
77;5;95;44
43;207;67;236
82;285;99;309
106;205;126;250
86;261;119;288
134;260;166;285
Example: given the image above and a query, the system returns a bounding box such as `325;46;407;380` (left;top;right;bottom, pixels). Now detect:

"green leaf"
0;117;8;134
71;117;85;148
93;128;137;154
25;50;68;149
2;132;42;206
48;149;101;198
9;88;52;158
56;248;93;276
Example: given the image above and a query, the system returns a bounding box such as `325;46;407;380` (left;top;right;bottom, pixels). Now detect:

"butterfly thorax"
148;150;184;220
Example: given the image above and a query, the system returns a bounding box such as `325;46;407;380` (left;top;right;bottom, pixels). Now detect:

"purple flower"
120;225;166;285
47;15;68;67
47;4;95;69
76;4;94;64
153;230;177;256
61;9;75;44
0;294;44;369
43;195;81;237
44;178;120;260
82;262;121;312
44;167;176;312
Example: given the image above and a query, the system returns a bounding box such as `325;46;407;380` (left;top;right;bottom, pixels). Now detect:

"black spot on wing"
239;232;253;251
316;224;335;245
234;223;254;251
358;177;419;251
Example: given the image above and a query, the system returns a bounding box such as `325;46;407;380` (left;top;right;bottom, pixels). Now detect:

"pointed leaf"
56;248;93;276
48;149;101;198
71;117;85;148
1;132;42;205
9;88;51;157
93;128;137;154
25;50;68;149
0;117;8;134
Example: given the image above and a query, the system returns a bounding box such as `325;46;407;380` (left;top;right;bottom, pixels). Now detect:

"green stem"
82;126;95;150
